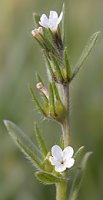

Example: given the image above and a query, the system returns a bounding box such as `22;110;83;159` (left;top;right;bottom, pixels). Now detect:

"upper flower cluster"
49;145;75;172
39;11;63;32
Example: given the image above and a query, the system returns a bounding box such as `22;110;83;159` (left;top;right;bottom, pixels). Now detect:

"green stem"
62;84;70;147
56;182;67;200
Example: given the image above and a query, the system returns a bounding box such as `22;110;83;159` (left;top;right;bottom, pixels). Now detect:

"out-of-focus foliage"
0;0;103;200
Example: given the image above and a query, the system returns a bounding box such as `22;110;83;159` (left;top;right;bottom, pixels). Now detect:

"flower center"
60;160;64;164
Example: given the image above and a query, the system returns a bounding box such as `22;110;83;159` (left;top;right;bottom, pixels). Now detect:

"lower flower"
49;145;75;172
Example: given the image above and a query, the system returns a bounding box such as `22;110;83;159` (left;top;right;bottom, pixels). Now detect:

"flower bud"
36;82;49;99
31;27;43;39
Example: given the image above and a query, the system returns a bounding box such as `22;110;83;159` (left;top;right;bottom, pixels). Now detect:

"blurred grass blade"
4;120;43;169
35;124;48;158
35;171;66;185
68;152;92;200
72;31;101;80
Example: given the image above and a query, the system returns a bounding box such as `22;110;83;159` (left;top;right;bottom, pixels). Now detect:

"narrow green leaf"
33;13;40;26
36;73;44;84
74;146;85;160
17;140;43;169
64;47;71;77
52;82;61;102
43;51;54;79
4;120;40;154
49;82;55;116
68;151;92;200
35;171;66;185
72;31;101;80
35;124;48;158
29;86;46;115
50;53;63;82
4;120;43;169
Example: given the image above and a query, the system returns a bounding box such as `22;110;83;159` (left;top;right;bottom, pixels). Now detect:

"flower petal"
65;158;75;169
63;146;74;159
49;11;58;20
51;145;63;159
39;14;49;28
57;11;63;25
55;164;66;172
49;156;60;166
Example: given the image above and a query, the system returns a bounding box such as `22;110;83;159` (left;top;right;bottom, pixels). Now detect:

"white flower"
49;145;75;172
39;11;63;32
31;27;43;38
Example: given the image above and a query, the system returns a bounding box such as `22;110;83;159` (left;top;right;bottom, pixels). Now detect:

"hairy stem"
56;182;67;200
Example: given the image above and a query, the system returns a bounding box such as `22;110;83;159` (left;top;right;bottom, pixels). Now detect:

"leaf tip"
3;120;9;128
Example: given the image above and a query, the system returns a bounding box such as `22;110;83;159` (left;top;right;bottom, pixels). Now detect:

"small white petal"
39;14;49;28
63;146;74;159
55;164;66;172
49;11;58;20
49;156;60;166
51;145;63;160
65;158;75;169
57;11;63;25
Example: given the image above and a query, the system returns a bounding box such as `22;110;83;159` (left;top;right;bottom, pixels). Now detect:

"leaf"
35;171;66;185
64;47;71;78
74;146;85;159
49;82;55;116
68;151;92;200
74;146;85;167
43;51;54;79
33;13;40;26
29;86;46;116
4;120;43;169
52;82;61;102
50;53;63;83
36;73;44;85
35;124;48;158
17;140;43;169
71;31;101;80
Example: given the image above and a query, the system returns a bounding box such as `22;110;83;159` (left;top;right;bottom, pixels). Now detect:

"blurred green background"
0;0;103;199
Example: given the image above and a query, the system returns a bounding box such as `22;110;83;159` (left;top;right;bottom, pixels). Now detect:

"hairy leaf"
68;151;92;200
35;171;66;185
4;120;42;169
35;124;48;158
